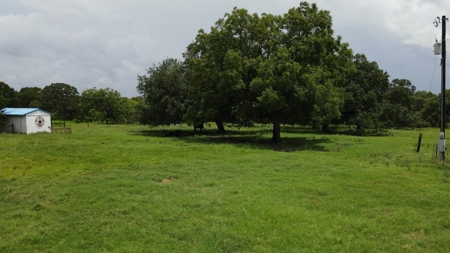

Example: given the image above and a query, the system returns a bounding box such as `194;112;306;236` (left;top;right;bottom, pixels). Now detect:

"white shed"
1;108;52;134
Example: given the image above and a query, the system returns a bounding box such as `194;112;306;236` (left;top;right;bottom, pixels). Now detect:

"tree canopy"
40;83;80;120
338;53;390;131
184;2;344;142
0;82;19;108
77;87;124;124
137;58;189;126
17;87;42;108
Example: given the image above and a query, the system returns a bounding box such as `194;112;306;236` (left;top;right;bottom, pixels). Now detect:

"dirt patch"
161;178;172;183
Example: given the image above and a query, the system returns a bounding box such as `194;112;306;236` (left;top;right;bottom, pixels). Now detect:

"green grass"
1;123;450;252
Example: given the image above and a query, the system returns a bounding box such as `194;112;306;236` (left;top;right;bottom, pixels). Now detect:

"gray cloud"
0;0;448;97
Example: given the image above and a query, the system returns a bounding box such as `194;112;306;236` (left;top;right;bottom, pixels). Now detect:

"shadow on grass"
130;128;331;152
282;125;392;137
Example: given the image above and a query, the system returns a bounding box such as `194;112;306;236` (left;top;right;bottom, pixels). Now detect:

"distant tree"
0;81;19;107
0;83;25;127
129;96;146;124
40;83;79;120
78;87;124;124
420;93;440;127
412;91;437;127
28;100;43;109
388;79;415;108
137;58;189;126
420;90;450;128
0;116;5;127
0;89;6;109
17;87;42;108
339;54;390;131
382;79;418;128
0;109;6;126
120;97;140;124
0;90;5;125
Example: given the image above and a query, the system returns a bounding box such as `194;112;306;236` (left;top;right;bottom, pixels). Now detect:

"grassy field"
1;123;450;252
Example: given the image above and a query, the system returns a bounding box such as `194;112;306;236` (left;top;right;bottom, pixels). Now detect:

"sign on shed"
1;108;52;134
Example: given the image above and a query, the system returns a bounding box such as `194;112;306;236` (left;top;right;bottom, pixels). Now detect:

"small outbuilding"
1;108;52;134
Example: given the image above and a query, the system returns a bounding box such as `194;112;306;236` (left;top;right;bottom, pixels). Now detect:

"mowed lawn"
1;123;450;252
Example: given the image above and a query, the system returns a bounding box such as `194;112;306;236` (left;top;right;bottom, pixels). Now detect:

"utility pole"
434;16;448;161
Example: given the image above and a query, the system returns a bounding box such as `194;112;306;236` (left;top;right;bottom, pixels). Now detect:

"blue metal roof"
1;108;51;116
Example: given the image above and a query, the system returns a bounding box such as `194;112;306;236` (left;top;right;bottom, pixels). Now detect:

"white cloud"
320;0;449;47
0;0;448;96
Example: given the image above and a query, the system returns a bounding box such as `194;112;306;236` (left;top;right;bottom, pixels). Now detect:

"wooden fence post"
416;133;423;152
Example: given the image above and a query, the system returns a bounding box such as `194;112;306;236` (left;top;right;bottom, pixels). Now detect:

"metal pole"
439;16;447;161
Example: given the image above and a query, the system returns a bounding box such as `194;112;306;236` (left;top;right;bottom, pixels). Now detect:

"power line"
429;55;440;92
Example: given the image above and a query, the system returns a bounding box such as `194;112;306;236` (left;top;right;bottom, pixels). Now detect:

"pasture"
1;123;449;252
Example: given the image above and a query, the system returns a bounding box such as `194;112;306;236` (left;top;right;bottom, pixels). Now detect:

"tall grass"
1;123;449;252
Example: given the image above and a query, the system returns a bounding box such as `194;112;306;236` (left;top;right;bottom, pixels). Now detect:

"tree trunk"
215;119;226;134
272;115;281;143
321;123;330;133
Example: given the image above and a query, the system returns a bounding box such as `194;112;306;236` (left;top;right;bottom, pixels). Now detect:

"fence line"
51;121;66;128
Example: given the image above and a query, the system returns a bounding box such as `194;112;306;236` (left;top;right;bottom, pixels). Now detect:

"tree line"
0;81;144;125
0;2;445;142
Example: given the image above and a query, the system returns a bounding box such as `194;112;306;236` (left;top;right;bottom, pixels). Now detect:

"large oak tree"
185;2;344;142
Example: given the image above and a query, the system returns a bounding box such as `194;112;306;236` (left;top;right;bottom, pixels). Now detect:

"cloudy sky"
0;0;449;97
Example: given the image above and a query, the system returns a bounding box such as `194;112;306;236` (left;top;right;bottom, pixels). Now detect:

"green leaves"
137;58;189;126
0;82;19;108
17;87;42;108
256;87;286;113
338;54;390;131
78;87;124;124
184;2;344;141
40;83;79;120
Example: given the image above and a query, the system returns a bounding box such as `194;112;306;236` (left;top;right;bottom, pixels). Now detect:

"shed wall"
25;111;51;134
4;116;26;134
